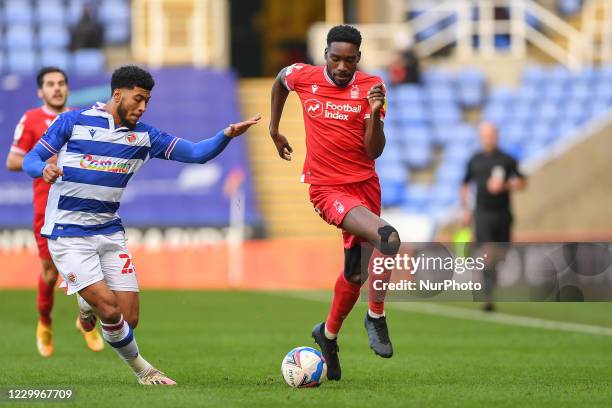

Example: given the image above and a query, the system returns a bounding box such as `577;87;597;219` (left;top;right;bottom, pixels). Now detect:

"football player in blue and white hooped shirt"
22;65;261;385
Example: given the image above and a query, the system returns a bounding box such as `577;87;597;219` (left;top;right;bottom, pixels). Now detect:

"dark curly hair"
37;66;68;88
111;65;155;92
326;25;362;48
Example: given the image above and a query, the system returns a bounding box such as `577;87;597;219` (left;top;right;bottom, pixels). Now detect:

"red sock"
37;274;54;326
325;272;361;335
368;252;391;315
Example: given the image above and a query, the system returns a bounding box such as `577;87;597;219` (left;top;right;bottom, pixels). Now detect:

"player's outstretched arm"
170;115;261;164
269;68;293;161
22;145;63;184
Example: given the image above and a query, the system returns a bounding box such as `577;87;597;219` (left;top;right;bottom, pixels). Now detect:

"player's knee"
97;303;122;325
343;246;363;283
125;316;139;329
377;225;400;256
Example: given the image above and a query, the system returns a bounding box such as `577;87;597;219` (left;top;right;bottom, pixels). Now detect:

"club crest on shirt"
125;132;138;145
333;200;345;214
67;272;78;284
350;85;360;99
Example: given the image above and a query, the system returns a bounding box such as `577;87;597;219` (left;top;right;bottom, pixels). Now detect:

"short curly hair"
326;25;362;48
111;65;155;92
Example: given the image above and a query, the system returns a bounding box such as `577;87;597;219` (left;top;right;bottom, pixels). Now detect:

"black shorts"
474;211;512;242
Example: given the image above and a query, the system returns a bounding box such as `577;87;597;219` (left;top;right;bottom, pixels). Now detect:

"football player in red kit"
269;25;401;380
6;67;104;357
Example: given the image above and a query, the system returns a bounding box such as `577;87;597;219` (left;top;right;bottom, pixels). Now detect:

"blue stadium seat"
401;125;431;144
3;0;34;25
396;84;424;103
537;101;560;121
568;82;590;101
489;87;515;103
426;83;455;103
40;49;70;70
377;163;408;184
531;121;555;144
458;83;484;108
398;103;428;124
512;102;536;121
7;50;38;75
0;52;4;74
381;180;406;207
67;0;86;25
73;49;105;75
403;143;432;169
436;163;465;185
38;26;70;49
549;66;572;83
430;104;461;123
401;183;431;212
558;0;582;15
104;22;131;44
422;69;454;86
522;65;547;86
482;102;508;123
542;82;566;102
5;26;34;49
35;0;65;25
431;183;459;206
563;100;587;122
98;0;131;25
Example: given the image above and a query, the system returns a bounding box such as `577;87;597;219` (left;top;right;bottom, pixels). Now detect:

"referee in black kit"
461;122;527;311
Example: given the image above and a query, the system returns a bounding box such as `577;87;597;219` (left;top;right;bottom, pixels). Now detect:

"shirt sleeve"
37;111;75;155
463;157;474;184
148;125;180;160
282;63;308;91
10;114;36;155
508;156;525;179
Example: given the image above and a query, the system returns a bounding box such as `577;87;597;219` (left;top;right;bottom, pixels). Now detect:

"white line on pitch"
273;291;612;337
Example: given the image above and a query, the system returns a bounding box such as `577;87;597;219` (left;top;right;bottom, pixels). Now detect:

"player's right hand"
271;133;293;161
43;163;63;184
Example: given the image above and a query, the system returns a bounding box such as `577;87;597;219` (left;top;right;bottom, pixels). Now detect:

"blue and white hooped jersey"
38;102;179;238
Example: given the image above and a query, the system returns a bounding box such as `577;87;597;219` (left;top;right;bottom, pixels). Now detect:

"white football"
281;346;327;388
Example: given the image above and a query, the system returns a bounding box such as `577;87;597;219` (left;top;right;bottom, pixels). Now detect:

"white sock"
101;315;152;377
76;294;93;315
368;309;385;319
324;325;337;340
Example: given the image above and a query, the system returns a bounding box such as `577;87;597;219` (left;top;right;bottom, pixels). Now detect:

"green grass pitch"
1;290;611;407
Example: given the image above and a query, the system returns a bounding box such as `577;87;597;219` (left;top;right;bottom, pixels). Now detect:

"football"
281;346;327;388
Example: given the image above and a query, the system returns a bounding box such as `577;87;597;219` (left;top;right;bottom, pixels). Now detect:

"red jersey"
10;107;59;216
284;63;386;185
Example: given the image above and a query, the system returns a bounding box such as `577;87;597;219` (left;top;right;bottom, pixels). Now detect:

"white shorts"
48;231;139;295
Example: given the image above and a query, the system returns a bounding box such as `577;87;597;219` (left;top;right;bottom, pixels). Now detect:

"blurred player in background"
269;25;401;381
22;65;261;385
5;67;104;357
461;122;527;311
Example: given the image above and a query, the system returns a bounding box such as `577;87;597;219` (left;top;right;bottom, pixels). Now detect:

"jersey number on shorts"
119;253;134;274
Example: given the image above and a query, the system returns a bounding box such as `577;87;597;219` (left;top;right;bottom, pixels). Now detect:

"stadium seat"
73;49;105;75
401;183;431;212
398;103;428;124
7;50;38;75
436;162;466;185
403;143;432;169
558;0;582;15
3;0;34;25
430;104;461;123
104;22;131;44
98;0;131;25
395;84;424;104
35;0;65;25
426;83;455;103
522;65;547;86
5;26;34;49
37;26;70;49
422;69;454;86
40;49;70;71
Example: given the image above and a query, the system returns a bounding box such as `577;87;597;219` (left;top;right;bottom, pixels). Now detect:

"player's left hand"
224;114;262;138
367;84;385;112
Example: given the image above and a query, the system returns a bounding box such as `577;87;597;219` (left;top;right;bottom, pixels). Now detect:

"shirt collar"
323;67;357;87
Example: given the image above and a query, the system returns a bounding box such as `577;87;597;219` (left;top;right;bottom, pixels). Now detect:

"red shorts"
33;212;51;260
309;176;381;249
